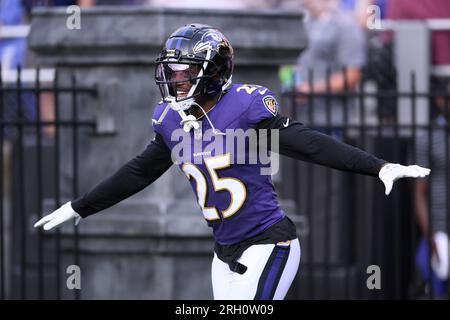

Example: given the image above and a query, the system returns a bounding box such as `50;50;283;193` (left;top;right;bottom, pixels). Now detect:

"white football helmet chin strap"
180;73;231;135
188;99;225;136
154;48;227;136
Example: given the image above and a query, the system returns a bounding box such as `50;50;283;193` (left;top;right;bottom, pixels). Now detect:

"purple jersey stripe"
261;247;288;300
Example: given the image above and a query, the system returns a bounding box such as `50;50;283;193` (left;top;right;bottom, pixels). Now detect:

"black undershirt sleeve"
71;133;173;218
256;114;387;177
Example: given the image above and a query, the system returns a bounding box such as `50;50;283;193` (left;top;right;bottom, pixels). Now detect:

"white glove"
431;232;449;281
379;163;431;195
34;201;81;231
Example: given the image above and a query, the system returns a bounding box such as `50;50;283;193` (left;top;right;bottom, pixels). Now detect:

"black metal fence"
0;66;97;299
0;65;449;300
279;67;450;300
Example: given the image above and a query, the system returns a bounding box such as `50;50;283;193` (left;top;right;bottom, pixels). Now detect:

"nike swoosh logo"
283;118;290;127
258;88;268;95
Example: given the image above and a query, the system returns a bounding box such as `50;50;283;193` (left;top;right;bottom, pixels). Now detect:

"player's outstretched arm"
257;115;430;195
34;133;173;230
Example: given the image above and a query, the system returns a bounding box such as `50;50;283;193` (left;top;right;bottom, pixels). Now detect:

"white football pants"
211;238;301;300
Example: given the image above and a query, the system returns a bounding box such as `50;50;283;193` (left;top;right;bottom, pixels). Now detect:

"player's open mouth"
177;90;189;97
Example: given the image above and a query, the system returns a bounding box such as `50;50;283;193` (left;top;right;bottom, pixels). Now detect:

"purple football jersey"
152;84;285;245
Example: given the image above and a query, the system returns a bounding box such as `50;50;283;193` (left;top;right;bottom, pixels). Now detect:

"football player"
34;24;430;300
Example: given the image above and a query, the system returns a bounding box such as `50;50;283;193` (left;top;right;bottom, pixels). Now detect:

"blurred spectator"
21;0;96;138
340;0;372;28
360;0;398;125
0;0;34;138
295;0;365;271
0;0;27;70
296;0;365;137
414;80;450;299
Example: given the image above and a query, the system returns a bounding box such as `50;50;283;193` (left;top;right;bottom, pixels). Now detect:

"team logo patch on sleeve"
263;95;278;116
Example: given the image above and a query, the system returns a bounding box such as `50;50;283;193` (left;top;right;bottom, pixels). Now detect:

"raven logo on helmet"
193;31;227;54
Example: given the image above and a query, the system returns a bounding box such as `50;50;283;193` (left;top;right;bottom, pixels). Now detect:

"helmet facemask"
155;49;222;108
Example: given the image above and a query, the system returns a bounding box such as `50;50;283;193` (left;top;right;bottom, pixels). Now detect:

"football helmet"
155;24;234;106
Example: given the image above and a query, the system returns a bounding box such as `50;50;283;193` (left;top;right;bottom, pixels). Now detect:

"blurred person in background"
21;0;96;138
294;1;370;283
414;80;450;299
0;0;27;70
340;0;374;28
0;0;32;138
296;0;365;139
388;0;450;299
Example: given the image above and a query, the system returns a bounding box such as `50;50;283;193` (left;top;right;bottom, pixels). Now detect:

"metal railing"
0;66;97;299
280;67;450;300
0;65;448;299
